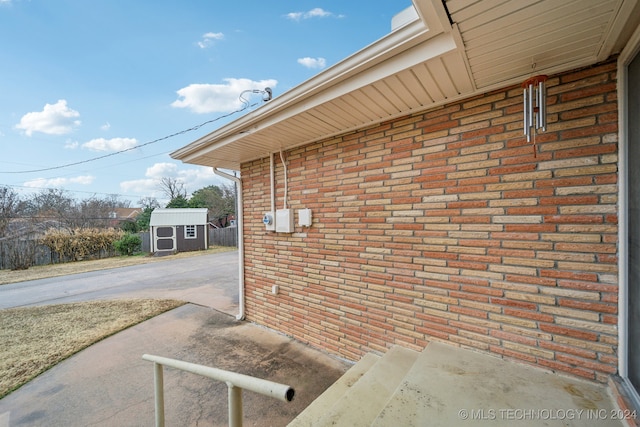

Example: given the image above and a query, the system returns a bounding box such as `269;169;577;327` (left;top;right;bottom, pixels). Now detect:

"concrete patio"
0;304;351;426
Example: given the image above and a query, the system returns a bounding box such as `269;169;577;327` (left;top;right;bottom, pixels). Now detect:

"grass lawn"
0;299;185;399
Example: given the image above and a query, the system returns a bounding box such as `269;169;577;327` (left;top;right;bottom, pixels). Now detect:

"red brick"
489;345;537;364
554;143;617;159
544;215;604;224
449;305;488;319
490;329;537;346
555;353;617;374
539;323;598;341
503;308;554;323
489;164;538;176
539;340;596;359
558;299;617;314
540;270;598;281
561;123;618;139
536;177;593;187
560;82;617;102
490;298;538;311
540;195;600;205
537;358;595;380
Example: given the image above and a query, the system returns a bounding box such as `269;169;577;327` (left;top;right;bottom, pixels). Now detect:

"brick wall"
241;59;619;382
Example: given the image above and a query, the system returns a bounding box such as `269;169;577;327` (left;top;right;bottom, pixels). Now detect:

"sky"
0;0;410;206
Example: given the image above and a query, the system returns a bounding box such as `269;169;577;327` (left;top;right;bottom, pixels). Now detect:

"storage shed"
149;208;209;254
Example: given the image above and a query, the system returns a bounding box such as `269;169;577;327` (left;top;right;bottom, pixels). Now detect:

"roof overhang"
172;0;640;171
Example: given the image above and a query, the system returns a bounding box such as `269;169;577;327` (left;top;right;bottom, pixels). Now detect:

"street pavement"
0;250;239;315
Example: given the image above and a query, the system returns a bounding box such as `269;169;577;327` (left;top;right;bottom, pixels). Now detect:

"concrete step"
295;346;420;427
288;352;381;427
372;341;626;427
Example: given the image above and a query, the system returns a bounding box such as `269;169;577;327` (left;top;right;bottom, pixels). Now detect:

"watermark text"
457;408;637;422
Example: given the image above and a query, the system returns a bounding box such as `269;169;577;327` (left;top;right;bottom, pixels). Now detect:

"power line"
2;92;268;174
2;183;143;200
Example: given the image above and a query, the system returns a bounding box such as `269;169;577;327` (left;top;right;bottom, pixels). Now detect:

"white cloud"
146;162;178;178
197;32;224;48
285;8;343;21
286;12;304;21
171;78;277;114
100;122;111;131
177;166;219;190
119;178;159;197
64;140;79;149
120;163;223;201
120;162;179;197
298;57;326;69
307;8;332;18
24;175;95;188
82;137;137;152
15;100;81;136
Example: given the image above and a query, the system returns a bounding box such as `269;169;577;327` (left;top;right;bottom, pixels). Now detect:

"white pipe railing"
142;354;295;427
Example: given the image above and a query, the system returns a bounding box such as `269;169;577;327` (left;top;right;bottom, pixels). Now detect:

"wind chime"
522;74;548;156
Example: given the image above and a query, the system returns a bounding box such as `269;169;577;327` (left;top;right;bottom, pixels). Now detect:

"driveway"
0;250;239;315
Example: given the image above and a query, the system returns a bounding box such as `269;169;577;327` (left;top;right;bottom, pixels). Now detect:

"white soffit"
172;0;637;171
447;0;636;89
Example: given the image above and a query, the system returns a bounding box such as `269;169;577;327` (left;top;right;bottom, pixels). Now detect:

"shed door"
155;226;176;251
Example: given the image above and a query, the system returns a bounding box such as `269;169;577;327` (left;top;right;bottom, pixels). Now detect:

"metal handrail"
142;354;295;427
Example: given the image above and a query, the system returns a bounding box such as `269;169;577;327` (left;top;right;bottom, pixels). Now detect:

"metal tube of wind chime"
522;75;548;156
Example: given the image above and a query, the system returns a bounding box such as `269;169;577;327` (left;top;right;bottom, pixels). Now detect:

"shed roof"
149;208;208;227
171;0;640;171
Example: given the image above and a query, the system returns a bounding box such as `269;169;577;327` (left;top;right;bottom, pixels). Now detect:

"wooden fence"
0;239;117;270
209;226;237;247
0;227;237;271
0;240;51;270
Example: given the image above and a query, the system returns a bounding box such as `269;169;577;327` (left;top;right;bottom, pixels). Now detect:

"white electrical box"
263;212;275;231
298;208;312;227
276;209;294;233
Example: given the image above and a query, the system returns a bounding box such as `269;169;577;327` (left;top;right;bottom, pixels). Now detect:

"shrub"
41;228;124;262
120;220;139;233
7;238;37;270
114;233;142;256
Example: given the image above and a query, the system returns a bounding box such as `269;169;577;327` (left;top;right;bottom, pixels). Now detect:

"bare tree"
138;197;161;210
158;177;186;201
23;189;132;231
135;197;161;231
0;186;21;237
76;196;123;229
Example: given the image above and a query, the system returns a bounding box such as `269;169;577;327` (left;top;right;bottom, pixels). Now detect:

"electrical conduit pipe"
214;168;245;320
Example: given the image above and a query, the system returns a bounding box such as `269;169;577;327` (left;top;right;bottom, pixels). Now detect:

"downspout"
214;168;245;320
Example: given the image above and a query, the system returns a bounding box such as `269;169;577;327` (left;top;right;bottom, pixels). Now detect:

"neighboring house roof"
149;208;208;227
171;0;640;170
112;208;142;221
